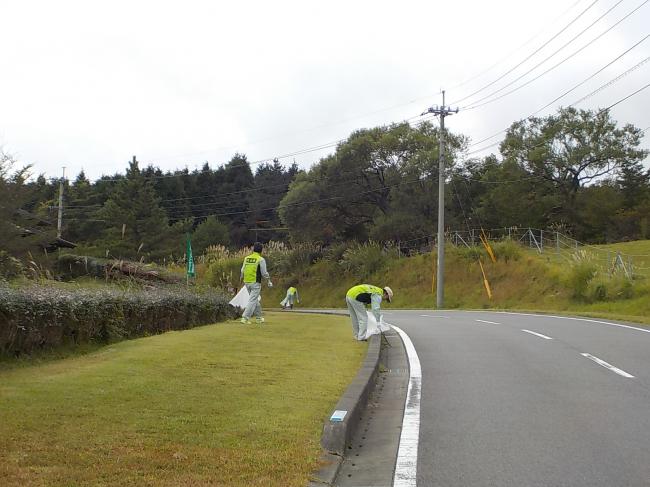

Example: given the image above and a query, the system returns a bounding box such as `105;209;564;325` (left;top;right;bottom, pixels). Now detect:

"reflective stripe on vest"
243;252;262;283
346;284;383;300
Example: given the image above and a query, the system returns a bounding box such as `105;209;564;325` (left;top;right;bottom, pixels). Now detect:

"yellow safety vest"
288;287;297;295
346;284;383;303
243;252;263;283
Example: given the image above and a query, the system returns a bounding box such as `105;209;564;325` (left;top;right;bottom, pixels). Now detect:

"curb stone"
294;310;382;486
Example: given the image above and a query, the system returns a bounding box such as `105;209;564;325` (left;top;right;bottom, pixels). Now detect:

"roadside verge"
295;310;383;486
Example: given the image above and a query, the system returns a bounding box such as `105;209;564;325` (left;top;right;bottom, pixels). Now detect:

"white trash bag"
229;286;262;308
362;311;391;339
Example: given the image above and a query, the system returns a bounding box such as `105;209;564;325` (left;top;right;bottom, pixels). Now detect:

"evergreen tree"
97;158;177;260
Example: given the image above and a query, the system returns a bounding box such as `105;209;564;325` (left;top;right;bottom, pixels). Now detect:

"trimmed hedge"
0;284;238;356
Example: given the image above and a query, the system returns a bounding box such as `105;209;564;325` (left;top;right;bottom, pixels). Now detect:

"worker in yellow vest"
345;284;393;341
280;286;300;310
240;242;272;324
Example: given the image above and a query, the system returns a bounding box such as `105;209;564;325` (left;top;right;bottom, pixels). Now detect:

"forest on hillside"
1;107;648;268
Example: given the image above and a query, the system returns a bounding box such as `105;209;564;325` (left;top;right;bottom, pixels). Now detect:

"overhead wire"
464;82;650;159
466;33;650;149
569;56;650;107
463;0;650;110
446;0;586;92
460;0;625;109
448;0;601;106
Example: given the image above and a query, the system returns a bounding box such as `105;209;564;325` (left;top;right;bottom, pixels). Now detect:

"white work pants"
346;296;368;340
243;282;262;319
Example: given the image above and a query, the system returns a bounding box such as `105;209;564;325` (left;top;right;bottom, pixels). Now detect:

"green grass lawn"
0;312;365;486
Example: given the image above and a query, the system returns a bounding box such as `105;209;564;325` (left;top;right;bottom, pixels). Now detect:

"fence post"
556;232;560;256
398;241;401;259
540;229;544;253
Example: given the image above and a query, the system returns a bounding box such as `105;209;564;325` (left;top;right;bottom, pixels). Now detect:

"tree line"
1;107;648;265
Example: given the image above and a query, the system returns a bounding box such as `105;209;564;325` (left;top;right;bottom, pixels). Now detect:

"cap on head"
253;242;263;253
383;286;393;302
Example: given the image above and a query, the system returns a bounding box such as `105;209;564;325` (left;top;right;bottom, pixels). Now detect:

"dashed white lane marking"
391;325;421;487
420;314;450;318
494;311;650;335
581;353;635;378
475;319;500;324
522;329;553;340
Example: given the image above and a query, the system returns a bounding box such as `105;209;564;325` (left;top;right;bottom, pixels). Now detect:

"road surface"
382;310;650;487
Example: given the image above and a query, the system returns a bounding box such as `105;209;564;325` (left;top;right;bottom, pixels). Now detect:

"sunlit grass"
0;312;365;486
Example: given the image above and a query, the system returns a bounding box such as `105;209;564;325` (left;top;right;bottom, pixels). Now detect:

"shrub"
270;243;322;280
491;240;522;263
0;251;23;279
0;284;237;356
452;245;484;262
204;257;242;291
566;260;598;300
338;241;398;279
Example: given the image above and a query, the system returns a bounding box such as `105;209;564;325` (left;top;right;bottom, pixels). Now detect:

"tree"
500;107;647;226
0;150;55;260
191;216;230;254
617;161;649;210
217;154;254;246
64;170;104;243
97;158;181;260
251;160;298;242
279;122;467;243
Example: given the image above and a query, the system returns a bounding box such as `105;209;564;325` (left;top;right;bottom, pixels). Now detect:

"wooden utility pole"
57;167;66;238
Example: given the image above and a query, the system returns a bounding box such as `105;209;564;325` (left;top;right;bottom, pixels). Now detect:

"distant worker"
280;286;300;310
240;242;272;324
345;284;393;341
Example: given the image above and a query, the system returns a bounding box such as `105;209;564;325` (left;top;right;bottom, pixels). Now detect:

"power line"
569;56;650;106
464;0;649;111
460;0;625;109
604;81;650;110
464;82;650;159
449;0;601;106
467;33;650;148
59;116;440;210
447;0;586;92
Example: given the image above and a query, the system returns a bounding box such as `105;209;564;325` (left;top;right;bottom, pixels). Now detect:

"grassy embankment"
201;240;650;325
0;312;364;486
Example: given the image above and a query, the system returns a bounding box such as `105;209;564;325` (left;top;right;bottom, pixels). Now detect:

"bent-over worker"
345;284;393;341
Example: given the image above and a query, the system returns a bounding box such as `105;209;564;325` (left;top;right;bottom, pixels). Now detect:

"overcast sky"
1;0;648;181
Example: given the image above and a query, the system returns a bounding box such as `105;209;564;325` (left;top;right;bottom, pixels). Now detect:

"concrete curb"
297;310;382;486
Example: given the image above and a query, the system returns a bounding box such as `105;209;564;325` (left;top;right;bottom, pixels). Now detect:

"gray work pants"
346;296;367;340
243;282;262;319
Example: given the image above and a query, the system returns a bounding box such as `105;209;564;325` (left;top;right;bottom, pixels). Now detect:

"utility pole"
423;91;458;309
57;167;66;238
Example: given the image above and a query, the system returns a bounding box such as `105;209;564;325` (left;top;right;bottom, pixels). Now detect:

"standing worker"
345;284;393;341
280;285;300;310
240;242;272;324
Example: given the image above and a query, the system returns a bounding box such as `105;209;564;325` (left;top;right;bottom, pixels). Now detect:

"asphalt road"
384;310;650;487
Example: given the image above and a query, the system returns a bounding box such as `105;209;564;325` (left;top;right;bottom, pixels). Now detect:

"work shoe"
256;317;265;324
240;317;251;324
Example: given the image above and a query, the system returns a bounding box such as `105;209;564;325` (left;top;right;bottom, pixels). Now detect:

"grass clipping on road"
0;312;365;486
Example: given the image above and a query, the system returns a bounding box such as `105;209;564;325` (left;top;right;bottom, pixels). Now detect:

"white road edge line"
581;353;635;378
476;319;500;324
522;329;553;340
391;325;421;487
420;314;450;318
494;311;650;334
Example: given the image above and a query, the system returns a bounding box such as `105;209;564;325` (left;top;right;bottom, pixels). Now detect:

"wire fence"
396;227;650;280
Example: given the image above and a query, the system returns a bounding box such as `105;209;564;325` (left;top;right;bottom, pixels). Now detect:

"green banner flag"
186;233;195;278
